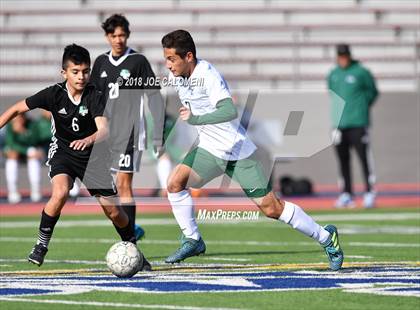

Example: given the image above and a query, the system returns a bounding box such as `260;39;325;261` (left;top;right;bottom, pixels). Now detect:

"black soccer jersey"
25;81;106;160
90;47;160;152
90;47;159;96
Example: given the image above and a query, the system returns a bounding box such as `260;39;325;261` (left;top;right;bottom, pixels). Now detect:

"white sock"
279;201;330;244
27;158;41;193
69;181;80;197
168;190;201;241
5;159;18;194
157;157;172;188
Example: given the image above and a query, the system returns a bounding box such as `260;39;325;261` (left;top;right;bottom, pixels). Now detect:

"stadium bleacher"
0;0;418;94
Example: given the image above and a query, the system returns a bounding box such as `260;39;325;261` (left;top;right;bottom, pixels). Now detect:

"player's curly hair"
161;29;196;60
62;44;90;69
101;14;130;37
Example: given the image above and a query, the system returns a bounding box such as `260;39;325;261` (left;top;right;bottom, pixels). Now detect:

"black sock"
120;203;136;229
114;219;136;244
36;210;60;248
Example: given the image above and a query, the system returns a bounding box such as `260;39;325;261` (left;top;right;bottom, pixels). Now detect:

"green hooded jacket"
328;60;379;129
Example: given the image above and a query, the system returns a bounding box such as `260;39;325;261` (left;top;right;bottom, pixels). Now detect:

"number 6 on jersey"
72;117;79;131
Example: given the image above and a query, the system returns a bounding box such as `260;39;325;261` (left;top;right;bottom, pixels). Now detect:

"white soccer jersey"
170;59;256;160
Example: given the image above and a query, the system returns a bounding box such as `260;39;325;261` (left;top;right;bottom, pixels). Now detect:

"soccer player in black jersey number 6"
0;44;150;270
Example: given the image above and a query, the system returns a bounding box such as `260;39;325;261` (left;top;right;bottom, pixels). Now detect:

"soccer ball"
106;241;143;278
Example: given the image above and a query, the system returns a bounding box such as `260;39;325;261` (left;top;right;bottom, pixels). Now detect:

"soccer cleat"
165;236;206;264
322;225;344;271
334;192;355;209
28;244;48;266
139;255;152;272
134;224;145;241
363;191;376;209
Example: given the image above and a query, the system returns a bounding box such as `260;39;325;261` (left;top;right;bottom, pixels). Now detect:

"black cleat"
139;255;152;271
28;244;48;266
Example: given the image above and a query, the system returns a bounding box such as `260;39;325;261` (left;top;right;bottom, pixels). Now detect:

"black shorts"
48;150;117;197
110;146;142;173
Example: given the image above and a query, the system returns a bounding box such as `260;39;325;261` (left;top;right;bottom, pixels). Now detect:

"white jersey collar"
108;47;132;67
65;82;83;106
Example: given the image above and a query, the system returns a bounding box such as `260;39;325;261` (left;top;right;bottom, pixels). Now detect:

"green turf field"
1;207;419;310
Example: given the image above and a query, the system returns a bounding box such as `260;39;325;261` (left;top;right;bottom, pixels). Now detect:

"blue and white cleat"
165;235;206;264
134;224;145;241
322;224;344;271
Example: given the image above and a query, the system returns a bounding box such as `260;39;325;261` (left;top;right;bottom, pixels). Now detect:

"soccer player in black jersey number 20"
0;44;150;270
90;14;165;241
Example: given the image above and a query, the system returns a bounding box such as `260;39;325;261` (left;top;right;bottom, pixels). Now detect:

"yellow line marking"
1;261;419;277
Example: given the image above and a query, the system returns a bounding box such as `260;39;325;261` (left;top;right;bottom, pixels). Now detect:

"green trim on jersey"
187;98;237;126
182;147;271;198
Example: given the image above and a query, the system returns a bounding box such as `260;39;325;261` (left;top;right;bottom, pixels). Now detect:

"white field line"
0;258;105;265
1;212;419;228
346;255;373;259
0;236;419;248
338;226;420;235
0;297;244;310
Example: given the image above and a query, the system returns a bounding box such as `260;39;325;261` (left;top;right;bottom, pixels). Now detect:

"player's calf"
46;190;70;216
254;193;283;219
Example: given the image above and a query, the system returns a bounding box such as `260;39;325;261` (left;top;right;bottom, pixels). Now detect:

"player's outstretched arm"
69;116;109;151
0;100;30;129
180;98;237;126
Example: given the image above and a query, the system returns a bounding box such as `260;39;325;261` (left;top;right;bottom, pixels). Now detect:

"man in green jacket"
328;44;379;208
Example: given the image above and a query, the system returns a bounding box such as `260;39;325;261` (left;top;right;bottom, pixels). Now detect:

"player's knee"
167;177;185;193
51;187;69;204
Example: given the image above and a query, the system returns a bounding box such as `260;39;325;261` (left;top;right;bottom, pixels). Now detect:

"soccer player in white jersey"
161;30;344;270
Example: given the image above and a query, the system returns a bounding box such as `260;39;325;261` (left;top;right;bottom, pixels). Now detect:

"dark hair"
62;44;91;69
101;14;130;37
336;43;351;56
161;29;196;59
